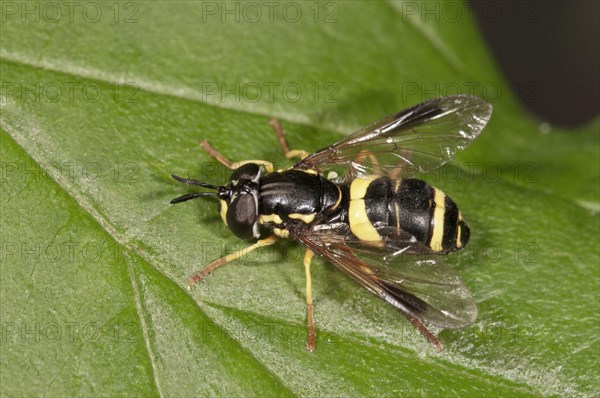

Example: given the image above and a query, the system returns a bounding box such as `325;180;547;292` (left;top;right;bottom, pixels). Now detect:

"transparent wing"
295;95;492;181
294;223;477;328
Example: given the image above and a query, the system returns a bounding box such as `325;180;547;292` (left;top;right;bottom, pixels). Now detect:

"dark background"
469;0;599;127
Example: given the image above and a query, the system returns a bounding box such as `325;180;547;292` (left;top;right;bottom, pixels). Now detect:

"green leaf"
1;1;598;397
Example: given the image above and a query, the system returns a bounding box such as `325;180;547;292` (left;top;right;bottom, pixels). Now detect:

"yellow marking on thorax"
429;188;446;252
219;199;228;226
286;149;309;160
231;160;274;173
259;214;284;225
288;213;316;224
456;213;464;248
393;202;401;236
273;228;289;238
294;168;318;175
329;186;343;211
348;176;381;242
277;167;318;173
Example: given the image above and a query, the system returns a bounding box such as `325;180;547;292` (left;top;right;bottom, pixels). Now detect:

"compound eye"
227;193;258;240
230;163;260;185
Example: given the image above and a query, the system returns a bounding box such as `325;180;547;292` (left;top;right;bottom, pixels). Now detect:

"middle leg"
303;248;316;351
269;118;309;161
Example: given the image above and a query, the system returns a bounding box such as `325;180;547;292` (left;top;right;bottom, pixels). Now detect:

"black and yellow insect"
171;95;492;351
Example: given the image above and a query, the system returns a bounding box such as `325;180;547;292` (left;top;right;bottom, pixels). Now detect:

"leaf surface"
1;2;598;396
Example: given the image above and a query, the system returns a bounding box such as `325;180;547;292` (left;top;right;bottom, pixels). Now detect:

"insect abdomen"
348;176;469;253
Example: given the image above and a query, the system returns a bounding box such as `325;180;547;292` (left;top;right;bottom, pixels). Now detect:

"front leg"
188;235;278;286
200;140;274;173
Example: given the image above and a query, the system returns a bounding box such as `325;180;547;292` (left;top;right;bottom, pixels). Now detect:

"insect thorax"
257;169;341;232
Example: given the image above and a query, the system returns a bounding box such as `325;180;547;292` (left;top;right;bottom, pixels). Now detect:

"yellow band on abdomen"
429;188;446;251
349;176;381;242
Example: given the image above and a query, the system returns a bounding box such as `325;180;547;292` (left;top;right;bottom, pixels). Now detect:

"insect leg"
303;248;317;351
285;149;310;161
199;140;234;169
409;317;444;352
200;140;274;173
269;118;309;160
188;235;278;287
357;150;381;174
388;150;412;179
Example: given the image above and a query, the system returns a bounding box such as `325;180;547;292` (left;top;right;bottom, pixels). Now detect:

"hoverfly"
171;95;492;351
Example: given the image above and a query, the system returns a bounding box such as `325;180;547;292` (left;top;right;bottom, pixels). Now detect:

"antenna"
170;174;222;204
